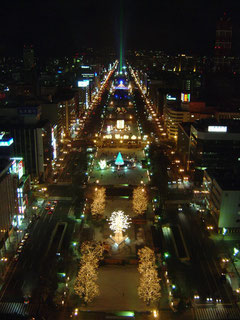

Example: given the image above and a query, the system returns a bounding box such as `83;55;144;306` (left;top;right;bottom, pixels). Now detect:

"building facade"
0;121;52;182
0;160;17;242
203;170;240;232
214;14;232;70
163;101;190;140
188;120;240;183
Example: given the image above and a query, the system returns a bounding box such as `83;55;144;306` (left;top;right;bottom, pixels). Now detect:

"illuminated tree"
138;246;156;274
138;247;161;305
91;187;106;217
138;269;161;305
74;262;99;303
74;241;104;304
81;241;104;267
133;187;148;215
99;160;107;170
108;210;131;244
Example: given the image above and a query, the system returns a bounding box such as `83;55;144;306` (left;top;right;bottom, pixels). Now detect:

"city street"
0;201;71;304
1;67;240;320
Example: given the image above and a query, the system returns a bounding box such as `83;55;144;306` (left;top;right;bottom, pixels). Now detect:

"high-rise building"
0;134;30;245
0;159;17;242
187;119;240;183
203;169;240;233
0;104;52;182
214;14;232;70
23;45;35;70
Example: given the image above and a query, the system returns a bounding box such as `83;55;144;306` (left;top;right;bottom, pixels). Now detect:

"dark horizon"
0;0;240;57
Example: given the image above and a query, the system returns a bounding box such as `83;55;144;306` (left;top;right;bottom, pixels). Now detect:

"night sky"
0;0;240;56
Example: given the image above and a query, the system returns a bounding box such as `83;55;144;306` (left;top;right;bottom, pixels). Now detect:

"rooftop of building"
0;95;41;108
52;88;75;103
192;118;240;133
0;117;49;129
165;103;185;112
206;168;240;191
178;122;192;136
0;158;12;178
0;131;12;141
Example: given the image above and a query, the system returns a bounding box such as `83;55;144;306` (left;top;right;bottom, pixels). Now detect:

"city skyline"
1;1;240;319
1;0;240;56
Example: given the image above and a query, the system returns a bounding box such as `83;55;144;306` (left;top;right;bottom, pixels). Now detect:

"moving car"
13;253;19;261
23;233;30;240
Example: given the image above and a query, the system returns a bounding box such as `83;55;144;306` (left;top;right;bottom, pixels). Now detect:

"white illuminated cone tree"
133;187;148;215
108;210;131;244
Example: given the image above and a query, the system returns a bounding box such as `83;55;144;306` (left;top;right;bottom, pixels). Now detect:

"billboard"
0;138;13;146
77;80;89;87
181;93;190;103
9;158;24;179
166;94;177;101
18;107;38;115
208;126;227;133
117;120;124;129
18;161;24;179
51;126;57;159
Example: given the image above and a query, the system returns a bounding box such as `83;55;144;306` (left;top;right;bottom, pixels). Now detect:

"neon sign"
0;138;13;146
77;80;89;87
208;126;227;133
166;94;177;101
181;93;190;102
117;120;124;129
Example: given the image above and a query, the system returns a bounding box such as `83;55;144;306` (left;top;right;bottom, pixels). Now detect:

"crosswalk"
0;302;42;317
194;305;240;320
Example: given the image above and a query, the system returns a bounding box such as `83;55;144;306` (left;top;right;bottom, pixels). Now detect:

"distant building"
215;111;240;121
164;104;190;140
9;157;30;218
177;123;191;169
23;45;35;70
163;95;213;141
214;14;232;70
55;96;76;141
76;83;90;113
41;97;76;159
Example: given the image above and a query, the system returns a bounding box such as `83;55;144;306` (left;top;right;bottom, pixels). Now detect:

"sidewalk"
0;228;23;286
210;233;240;296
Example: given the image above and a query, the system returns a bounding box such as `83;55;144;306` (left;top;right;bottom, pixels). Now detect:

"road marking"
0;261;18;301
194;305;240;320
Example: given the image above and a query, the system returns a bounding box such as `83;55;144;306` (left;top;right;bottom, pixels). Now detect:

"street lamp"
153;310;158;318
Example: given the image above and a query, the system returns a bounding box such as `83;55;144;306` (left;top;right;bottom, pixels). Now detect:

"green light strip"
119;0;123;73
